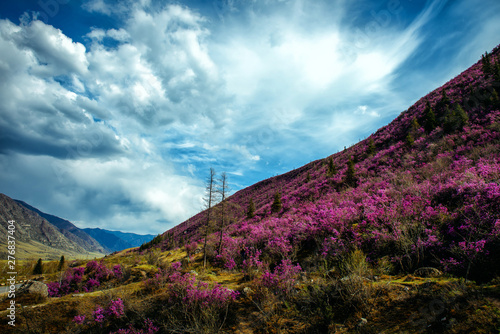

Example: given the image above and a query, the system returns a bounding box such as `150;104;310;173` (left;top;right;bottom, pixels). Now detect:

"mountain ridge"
0;193;104;259
14;199;106;254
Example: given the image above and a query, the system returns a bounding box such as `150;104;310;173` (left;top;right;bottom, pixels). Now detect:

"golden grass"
0;240;104;261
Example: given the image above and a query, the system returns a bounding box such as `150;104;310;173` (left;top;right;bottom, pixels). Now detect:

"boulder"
18;280;48;298
414;267;443;278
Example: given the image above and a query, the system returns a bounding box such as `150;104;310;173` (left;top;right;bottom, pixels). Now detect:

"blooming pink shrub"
259;259;302;295
164;272;239;330
74;298;126;328
72;314;85;324
93;305;105;323
107;298;125;318
110;319;159;334
113;265;123;279
241;247;266;275
48;261;119;297
185;241;198;256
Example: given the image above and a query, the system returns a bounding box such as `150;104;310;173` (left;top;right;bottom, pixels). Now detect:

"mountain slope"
0;193;104;259
158;46;500;282
15;200;106;254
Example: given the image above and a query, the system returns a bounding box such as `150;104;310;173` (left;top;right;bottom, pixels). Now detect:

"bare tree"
217;172;230;255
203;168;217;268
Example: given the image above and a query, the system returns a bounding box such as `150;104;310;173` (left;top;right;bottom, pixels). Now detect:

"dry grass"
1;242;498;334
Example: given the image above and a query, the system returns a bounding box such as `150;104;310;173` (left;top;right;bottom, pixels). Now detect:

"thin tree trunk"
204;168;216;268
218;173;228;255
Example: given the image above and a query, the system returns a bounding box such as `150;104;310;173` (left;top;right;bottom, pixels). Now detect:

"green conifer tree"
271;192;282;213
405;133;414;146
327;157;337;177
423;101;437;133
482;52;492;75
367;138;376;156
411;117;420;131
494;59;500;82
247;198;256;218
33;258;43;275
444;104;468;133
455;104;469;127
491;89;500;108
58;255;65;271
344;158;357;187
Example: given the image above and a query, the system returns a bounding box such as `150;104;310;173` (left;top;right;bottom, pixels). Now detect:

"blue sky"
0;0;499;234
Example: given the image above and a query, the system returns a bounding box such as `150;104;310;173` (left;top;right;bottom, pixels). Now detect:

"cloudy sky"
0;0;499;234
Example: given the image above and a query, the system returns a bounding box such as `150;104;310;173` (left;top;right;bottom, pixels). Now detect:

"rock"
18;280;48;298
414;267;443;278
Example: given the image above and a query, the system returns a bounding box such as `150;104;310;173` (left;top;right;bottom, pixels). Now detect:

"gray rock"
18;280;48;298
414;267;443;278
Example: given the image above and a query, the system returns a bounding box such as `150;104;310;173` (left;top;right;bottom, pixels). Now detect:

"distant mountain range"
83;228;156;253
0;193;155;259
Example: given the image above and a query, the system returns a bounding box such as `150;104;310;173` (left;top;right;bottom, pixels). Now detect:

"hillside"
1;46;499;334
0;194;104;260
158;45;500;283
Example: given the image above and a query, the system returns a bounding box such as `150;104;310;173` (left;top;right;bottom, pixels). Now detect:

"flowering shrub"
259;259;302;296
164;272;239;332
241;247;266;275
185;241;198;256
171;261;182;271
74;298;126;328
84;278;100;292
72;314;85;324
48;261;119;297
113;265;123;279
214;234;242;270
86;260;112;281
107;298;125;318
143;268;168;291
110;319;159;334
93;305;105;323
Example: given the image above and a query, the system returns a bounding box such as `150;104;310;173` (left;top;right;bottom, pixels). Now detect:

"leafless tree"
203;168;217;268
217;172;230;255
